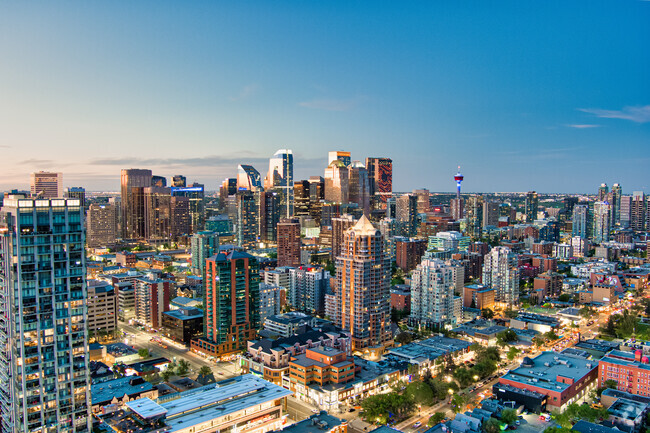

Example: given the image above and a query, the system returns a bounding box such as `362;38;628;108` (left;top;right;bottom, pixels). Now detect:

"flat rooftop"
91;376;154;405
601;350;650;372
278;412;344;433
608;398;647;420
388;336;471;362
500;351;598;393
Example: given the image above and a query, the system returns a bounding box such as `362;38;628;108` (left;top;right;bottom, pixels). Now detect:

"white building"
259;283;283;325
427;231;470;252
410;258;461;327
482;246;519;307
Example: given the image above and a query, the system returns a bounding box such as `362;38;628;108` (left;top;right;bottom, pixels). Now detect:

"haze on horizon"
0;1;648;194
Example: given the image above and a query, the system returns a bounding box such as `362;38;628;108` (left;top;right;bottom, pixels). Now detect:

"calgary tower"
454;166;464;199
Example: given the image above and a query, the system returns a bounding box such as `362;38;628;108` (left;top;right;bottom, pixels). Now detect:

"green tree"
504;309;519;319
395;331;414;345
558;294;572;302
483;418;502;433
579;306;595;319
428;413;446;427
161;369;173;382
199;365;212;377
544;330;559;341
481;308;495;319
405;381;434;406
177;360;191;376
543;427;573;433
500;408;518;426
450;394;468;413
496;329;518;346
138;348;150;358
506;346;521;361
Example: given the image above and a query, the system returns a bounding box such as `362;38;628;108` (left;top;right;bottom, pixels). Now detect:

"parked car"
414;422;422;428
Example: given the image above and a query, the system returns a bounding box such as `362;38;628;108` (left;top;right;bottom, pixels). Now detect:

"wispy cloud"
566;124;601;129
19;158;55;165
0;145;11;149
229;83;259;101
299;96;367;112
579;105;650;123
90;155;270;167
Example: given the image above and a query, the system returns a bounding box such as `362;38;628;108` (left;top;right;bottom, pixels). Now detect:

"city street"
117;322;240;378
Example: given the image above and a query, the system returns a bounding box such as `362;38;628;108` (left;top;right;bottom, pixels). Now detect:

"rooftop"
608;398;647;421
500;351;598;392
347;214;378;236
91;376;153;405
125;398;167;419
277;412;344;433
163;307;204;321
572;421;621;433
388;336;472;362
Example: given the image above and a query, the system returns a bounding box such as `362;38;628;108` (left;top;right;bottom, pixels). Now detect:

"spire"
348;214;377;236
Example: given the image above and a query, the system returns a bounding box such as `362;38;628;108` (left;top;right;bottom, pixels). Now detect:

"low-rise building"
99;375;293;433
263;312;327;338
599;350;650;396
494;351;599;412
274;412;347;433
387;335;473;370
510;312;560;334
242;328;351;384
91;376;157;413
162;307;204;345
104;342;140;365
462;284;495;310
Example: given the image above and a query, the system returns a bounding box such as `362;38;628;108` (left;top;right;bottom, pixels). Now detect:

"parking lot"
516;413;557;433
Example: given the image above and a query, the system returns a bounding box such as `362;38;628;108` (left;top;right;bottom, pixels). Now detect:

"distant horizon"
1;2;648;193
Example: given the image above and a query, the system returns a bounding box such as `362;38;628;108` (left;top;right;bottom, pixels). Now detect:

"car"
348;408;356;413
414;422;422;428
515;421;520;425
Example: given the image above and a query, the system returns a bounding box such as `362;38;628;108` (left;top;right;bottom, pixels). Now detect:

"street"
118;322;240;378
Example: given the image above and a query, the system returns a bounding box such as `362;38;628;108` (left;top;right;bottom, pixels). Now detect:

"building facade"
410;258;462;327
482;246;519;307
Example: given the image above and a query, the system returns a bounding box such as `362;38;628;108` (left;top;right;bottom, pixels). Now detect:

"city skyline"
1;2;649;193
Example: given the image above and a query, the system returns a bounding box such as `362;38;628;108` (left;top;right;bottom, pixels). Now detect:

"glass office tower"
0;196;91;432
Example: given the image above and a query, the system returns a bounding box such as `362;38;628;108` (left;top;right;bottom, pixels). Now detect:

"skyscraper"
293;180;310;217
30;171;63;199
194;250;260;356
620;195;632;228
413;189;431;214
598;183;609;201
121;168;152;239
525;191;539;223
465;195;484;239
288;266;331;314
396;194;418;237
190;231;220;275
572;204;590;238
631;191;646;232
0;196;91;432
171;183;205;233
482;201;500;228
259;190;280;243
328;151;352;167
348;161;370;215
144;186;172;241
482;246;519;307
335;216;391;350
410;258;462;328
277;218;301;267
324;160;349;204
592;201;611;243
267;149;294;218
87;203;117;248
151;175;167;187
172;174;187;187
237;165;263;191
65;187;86;209
365;157;392;207
611;183;622;225
236;190;259;249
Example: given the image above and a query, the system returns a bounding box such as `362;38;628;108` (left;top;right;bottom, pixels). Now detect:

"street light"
445;376;452;383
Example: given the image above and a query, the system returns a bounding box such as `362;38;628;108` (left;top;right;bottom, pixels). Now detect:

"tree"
361;392;415;424
450;394;468;413
543;427;573;433
138;348;150;358
406;381;434;406
161;369;173;382
504;309;519;319
532;335;546;347
558;294;572;303
506;346;521;361
500;408;518;426
481;308;495;319
453;367;475;388
579;306;595;319
483;418;502;433
496;329;518;346
544;330;559;341
177;360;191;376
199;365;212;377
428;413;446;427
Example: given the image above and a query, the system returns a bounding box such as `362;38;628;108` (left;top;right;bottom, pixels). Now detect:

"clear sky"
1;1;648;193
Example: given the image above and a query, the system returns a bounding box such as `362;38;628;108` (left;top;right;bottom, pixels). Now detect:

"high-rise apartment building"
267;149;294;218
335;216;391;350
288;266;331;314
525;191;539;223
190;231;220;275
135;276;172;329
170;195;191;238
482;201;500;228
482;246;519;307
450;198;464;220
598;183;609;201
332;215;356;258
396;194;418;237
65;187;86;208
410;258;462;327
0;196;91;432
121;168;152;239
259;191;280;243
236;191;259;249
193;250;260;356
631;191;646;232
365;157;392;206
87;203;117;248
413;189;431;214
619;195;632;228
328;151;352;167
277;218;301;268
611;183;622;225
87;280;118;334
308;176;325;223
572;204;590;238
592;201;611;243
465;195;483;239
294;180;310;217
30;171;63;199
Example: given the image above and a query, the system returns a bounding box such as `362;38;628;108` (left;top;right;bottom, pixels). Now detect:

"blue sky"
1;1;648;193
